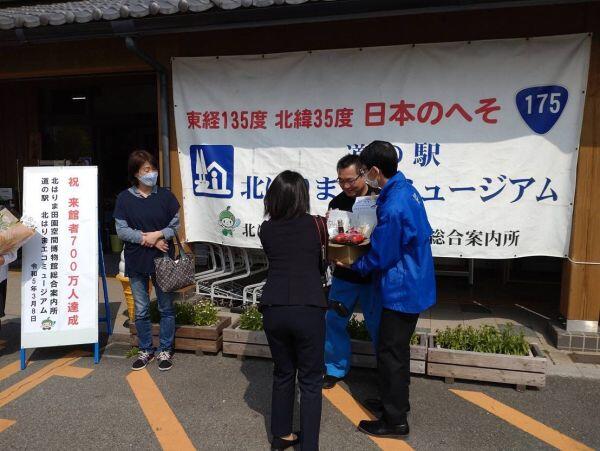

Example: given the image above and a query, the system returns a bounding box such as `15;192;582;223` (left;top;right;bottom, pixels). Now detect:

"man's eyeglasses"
336;171;364;186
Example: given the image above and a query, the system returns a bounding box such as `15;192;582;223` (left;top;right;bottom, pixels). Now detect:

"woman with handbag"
114;150;180;372
259;170;328;451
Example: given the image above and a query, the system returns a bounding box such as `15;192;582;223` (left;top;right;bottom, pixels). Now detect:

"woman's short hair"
127;150;157;186
264;170;310;220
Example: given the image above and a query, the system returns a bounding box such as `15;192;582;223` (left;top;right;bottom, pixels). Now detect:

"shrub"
434;324;529;356
146;299;219;327
190;299;219;326
239;305;264;331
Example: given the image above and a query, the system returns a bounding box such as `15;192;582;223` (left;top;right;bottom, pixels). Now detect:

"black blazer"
259;214;327;308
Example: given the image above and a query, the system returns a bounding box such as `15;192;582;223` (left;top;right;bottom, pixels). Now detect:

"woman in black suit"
259;170;328;451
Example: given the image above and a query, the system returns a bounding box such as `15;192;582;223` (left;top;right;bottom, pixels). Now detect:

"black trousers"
263;305;326;451
0;279;6;318
377;308;419;425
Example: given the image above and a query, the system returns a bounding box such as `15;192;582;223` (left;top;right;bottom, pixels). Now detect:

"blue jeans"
129;272;175;354
324;277;381;378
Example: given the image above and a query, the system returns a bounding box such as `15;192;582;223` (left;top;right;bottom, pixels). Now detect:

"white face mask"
364;168;380;189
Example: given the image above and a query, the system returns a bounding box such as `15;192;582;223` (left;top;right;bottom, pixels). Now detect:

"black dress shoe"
322;375;342;389
358;419;409;438
362;398;383;417
271;431;300;450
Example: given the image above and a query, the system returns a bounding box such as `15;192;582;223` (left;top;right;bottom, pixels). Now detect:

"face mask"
364;169;379;189
138;171;158;187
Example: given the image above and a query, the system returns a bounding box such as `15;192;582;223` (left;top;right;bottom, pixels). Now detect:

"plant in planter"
434;324;529;356
238;305;263;331
346;315;426;373
428;323;547;390
148;299;219;327
130;298;230;354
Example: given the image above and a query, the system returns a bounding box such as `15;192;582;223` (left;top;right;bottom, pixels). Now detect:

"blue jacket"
352;171;436;314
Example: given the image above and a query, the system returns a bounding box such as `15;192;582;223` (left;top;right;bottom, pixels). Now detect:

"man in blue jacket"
344;140;436;438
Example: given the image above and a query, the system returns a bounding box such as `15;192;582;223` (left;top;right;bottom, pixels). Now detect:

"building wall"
0;2;598;322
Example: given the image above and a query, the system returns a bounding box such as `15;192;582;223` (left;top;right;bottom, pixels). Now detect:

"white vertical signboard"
21;167;98;349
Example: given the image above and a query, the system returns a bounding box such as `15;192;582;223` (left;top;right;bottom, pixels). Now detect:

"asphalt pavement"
0;318;599;451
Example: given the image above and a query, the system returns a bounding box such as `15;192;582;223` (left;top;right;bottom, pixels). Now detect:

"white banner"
21;167;98;349
173;34;590;258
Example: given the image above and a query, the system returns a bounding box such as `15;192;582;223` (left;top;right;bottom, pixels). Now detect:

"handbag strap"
172;232;186;260
311;215;326;248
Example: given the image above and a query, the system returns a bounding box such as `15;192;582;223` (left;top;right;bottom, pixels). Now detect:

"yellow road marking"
451;390;593;451
126;369;196;451
0;419;15;432
0;350;90;409
0;361;24;383
53;365;94;379
323;384;413;451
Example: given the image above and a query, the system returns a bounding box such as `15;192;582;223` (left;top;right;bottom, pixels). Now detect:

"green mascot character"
218;206;241;237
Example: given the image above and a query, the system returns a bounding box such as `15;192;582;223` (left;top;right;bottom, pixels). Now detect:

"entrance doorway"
38;73;158;273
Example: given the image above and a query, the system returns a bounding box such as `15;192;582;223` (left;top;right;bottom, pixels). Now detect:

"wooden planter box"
427;336;547;391
350;332;428;374
223;322;427;374
130;316;231;354
222;321;271;359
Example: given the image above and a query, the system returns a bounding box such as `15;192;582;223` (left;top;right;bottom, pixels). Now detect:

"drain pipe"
124;36;171;190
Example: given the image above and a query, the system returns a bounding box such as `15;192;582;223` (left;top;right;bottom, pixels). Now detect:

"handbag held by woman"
154;233;195;292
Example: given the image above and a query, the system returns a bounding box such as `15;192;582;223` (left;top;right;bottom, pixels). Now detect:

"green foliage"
238;306;264;331
147;299;219;327
125;347;139;358
434;324;530;356
410;333;420;346
347;315;419;345
189;299;219;326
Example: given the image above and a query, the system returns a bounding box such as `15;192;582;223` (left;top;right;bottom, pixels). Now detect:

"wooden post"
560;33;600;333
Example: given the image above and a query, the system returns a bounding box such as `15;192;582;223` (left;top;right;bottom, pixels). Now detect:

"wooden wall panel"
560;34;600;322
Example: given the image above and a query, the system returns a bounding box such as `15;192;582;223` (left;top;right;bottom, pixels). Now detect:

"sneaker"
131;351;154;371
157;350;173;371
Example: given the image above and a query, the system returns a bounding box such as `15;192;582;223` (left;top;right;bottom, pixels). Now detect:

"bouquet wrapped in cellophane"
0;208;36;254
